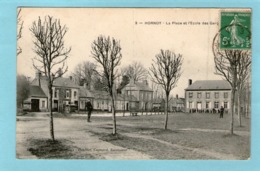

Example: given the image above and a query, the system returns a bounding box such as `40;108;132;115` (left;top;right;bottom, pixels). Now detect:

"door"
126;103;129;111
53;100;58;111
31;99;40;112
197;102;202;110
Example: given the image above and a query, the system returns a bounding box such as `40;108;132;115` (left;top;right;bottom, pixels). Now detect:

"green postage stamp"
220;11;251;49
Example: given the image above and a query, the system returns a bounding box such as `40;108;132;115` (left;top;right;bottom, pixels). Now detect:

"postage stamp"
220;11;251;49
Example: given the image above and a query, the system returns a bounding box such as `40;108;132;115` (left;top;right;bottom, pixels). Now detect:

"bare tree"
122;61;148;82
30;16;71;141
72;61;96;88
149;49;183;130
213;34;251;134
72;63;83;85
236;53;251;126
91;35;122;135
17;8;24;56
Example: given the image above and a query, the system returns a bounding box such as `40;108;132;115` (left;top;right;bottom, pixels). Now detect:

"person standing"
220;106;224;118
86;99;93;122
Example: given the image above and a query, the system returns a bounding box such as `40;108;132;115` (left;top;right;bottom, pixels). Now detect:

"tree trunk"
230;66;237;135
164;94;169;130
230;88;235;135
111;94;117;135
237;93;242;127
48;83;55;141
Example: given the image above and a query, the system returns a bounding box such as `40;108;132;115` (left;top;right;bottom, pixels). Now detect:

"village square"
16;8;251;160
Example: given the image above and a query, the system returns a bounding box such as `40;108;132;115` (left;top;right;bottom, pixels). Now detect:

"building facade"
185;80;231;113
23;85;48;112
121;80;153;111
31;73;80;112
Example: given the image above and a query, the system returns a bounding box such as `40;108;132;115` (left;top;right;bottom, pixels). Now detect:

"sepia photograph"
16;8;251;160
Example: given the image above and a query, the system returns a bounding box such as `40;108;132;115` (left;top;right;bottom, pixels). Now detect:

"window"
54;90;58;98
189;102;192;108
189;92;193;98
197;92;202;99
42;100;45;108
66;90;70;98
215;92;219;99
206;92;210;99
140;92;144;100
206;102;209;109
74;91;77;98
214;101;219;108
224;92;228;98
197;102;202;109
224;102;228;108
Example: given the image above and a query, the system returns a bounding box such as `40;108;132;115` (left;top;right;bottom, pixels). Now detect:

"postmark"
220;11;251;49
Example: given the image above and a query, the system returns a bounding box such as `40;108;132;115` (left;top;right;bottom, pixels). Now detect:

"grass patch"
28;139;95;159
90;131;213;159
99;134;124;141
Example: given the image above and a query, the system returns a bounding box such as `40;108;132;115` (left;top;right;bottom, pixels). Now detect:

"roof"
153;98;164;104
29;85;47;98
169;97;185;104
91;90;110;100
53;77;79;88
32;76;79;88
116;94;138;102
79;86;94;98
123;81;153;92
185;80;231;91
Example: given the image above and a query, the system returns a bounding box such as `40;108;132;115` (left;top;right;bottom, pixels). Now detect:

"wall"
185;90;231;113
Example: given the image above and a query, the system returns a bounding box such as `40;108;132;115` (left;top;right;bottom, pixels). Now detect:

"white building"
185;80;231;113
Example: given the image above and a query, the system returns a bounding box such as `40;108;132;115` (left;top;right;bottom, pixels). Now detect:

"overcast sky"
17;8;247;97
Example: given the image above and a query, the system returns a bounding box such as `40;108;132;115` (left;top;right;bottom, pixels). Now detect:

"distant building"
79;83;138;112
152;95;185;112
23;85;48;112
31;72;80;112
79;84;94;111
121;80;153;111
169;95;185;112
185;79;231;113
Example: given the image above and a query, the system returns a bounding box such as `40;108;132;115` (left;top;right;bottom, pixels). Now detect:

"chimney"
35;71;41;87
69;76;72;80
58;68;63;77
83;83;87;89
188;79;192;86
176;94;178;99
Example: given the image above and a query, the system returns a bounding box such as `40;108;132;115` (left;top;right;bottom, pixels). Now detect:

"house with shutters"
185;79;231;113
31;72;80;112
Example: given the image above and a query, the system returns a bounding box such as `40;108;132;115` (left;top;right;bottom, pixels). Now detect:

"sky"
17;8;248;97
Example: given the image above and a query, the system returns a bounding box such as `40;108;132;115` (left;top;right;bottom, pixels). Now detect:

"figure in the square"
86;99;93;122
220;106;224;118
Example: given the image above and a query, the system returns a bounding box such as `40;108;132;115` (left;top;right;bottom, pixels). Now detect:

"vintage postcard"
16;8;251;160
